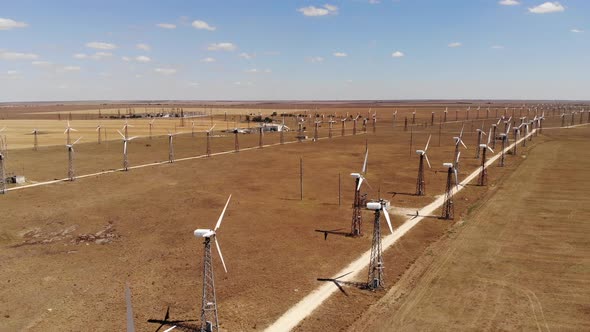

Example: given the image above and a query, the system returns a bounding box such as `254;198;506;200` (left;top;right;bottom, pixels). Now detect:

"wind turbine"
66;137;82;181
149;118;156;139
258;125;264;148
353;115;359;135
0;132;6;194
490;118;501;149
122;119;133;139
313;120;321;141
350;146;369;236
328;117;335;139
499;122;511;167
441;153;460;220
117;130;138;171
512;125;521;155
341;117;346;136
31;128;39;151
96;124;102;144
64;120;77;145
478;128;494;186
194;195;232;332
206;125;215;157
475;128;486;159
366;199;394;290
452;125;468;180
167;131;181;163
415;135;432;196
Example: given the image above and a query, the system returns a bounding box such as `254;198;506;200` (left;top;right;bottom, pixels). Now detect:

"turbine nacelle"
443;162;454;168
416;149;425;155
194;229;216;238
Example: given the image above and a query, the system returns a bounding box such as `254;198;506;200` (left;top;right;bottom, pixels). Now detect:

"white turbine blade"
125;285;135;332
356;177;363;191
163;327;176;332
117;130;125;139
128;136;139;141
460;139;467;150
506;123;511;135
424;154;431;169
73;137;82;145
459;125;464;138
481;130;487;136
214;195;232;231
383;209;394;234
0;127;6;132
123;141;127;155
454;169;459;187
424;134;431;151
456;151;461;164
209;124;216;132
64;128;68;134
70;128;78;132
214;236;228;273
487;146;494;154
487;128;492;145
360;175;372;190
362;148;368;173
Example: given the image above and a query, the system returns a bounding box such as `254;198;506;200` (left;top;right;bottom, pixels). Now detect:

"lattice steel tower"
200;237;219;332
441;162;457;220
367;208;384;290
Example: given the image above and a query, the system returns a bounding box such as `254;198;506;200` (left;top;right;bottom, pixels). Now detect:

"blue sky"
1;0;588;101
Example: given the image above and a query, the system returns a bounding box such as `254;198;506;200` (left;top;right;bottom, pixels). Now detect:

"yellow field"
0;118;249;149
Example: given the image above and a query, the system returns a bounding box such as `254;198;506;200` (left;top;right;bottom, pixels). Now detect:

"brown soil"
345;127;590;331
0;102;579;331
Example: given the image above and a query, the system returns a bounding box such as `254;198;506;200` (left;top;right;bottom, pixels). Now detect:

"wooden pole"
300;158;303;201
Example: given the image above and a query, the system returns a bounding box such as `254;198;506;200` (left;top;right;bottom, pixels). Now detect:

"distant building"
260;123;290;132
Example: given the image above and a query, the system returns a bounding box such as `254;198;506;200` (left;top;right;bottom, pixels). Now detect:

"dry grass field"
346;126;590;331
0;102;586;331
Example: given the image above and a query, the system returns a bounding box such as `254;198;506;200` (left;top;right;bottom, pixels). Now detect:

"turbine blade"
117;130;125;139
357;177;363;191
424;154;431;169
454;169;459;188
459;125;464;138
125;285;135;332
214;195;232;231
124;141;127;155
456;151;461;164
460;139;467;149
488;146;494;154
424;134;431;151
362;148;368;173
361;176;372;190
214;236;228;273
383;209;394;234
163;327;176;332
73;137;82;145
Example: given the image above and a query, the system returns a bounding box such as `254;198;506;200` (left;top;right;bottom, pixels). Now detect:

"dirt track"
348;127;590;331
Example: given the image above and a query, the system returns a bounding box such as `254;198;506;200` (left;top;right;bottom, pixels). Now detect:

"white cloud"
307;56;324;63
75;52;112;60
245;68;259;73
391;51;405;57
32;60;52;66
121;56;131;61
499;0;520;5
0;51;39;60
154;68;177;75
333;52;347;57
156;23;176;29
528;2;565;14
207;42;237;51
135;55;151;63
298;4;338;17
491;45;505;49
448;42;462;48
192;20;216;31
201;57;216;63
0;18;28;30
571;28;584;33
234;81;253;86
264;68;272;73
136;43;151;51
6;70;18;75
86;41;117;50
239;52;254;60
63;66;81;72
